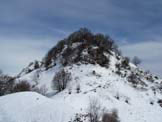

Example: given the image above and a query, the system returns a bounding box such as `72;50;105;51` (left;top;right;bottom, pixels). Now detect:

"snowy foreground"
0;92;75;122
0;63;162;122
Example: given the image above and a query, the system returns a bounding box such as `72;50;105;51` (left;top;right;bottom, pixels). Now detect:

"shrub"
87;47;110;67
157;99;162;107
76;84;81;93
61;47;74;66
115;93;120;100
68;87;72;94
94;33;114;52
102;109;120;122
44;39;66;68
115;63;122;76
115;63;120;70
92;70;96;75
0;75;15;96
146;75;154;82
68;28;93;44
127;73;139;86
154;76;158;79
121;57;130;69
115;71;121;76
13;80;31;92
71;114;84;122
52;69;72;92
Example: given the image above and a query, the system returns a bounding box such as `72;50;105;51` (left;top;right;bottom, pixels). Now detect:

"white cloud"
120;41;162;76
0;38;59;76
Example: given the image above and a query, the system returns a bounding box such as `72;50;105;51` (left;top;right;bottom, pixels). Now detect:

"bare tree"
13;80;31;92
0;75;15;96
87;97;101;122
52;69;71;92
132;56;141;66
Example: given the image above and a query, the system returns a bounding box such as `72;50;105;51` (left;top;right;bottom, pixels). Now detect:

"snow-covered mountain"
0;28;162;122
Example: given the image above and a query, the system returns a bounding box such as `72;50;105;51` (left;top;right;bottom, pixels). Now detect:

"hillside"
0;28;162;122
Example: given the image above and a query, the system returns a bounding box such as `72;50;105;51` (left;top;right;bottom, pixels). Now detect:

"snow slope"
0;63;162;122
0;92;75;122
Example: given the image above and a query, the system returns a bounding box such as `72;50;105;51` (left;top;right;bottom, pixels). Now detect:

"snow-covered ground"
0;63;162;122
0;92;75;122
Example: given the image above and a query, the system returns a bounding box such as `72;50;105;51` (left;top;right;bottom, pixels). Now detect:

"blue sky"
0;0;162;76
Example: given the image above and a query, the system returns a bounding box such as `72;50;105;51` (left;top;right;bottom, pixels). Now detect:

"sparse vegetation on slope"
43;28;119;69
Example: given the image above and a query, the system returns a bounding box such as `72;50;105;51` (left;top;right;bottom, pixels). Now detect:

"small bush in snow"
115;63;122;76
68;87;72;94
92;70;96;75
127;73;139;87
121;57;130;69
70;113;85;122
115;93;120;100
157;99;162;107
52;69;72;92
13;80;31;92
150;101;154;105
102;109;120;122
76;84;81;93
115;71;121;76
146;75;154;82
154;76;158;80
115;63;121;70
125;99;129;104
